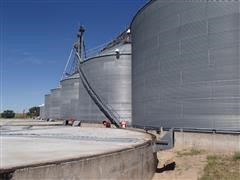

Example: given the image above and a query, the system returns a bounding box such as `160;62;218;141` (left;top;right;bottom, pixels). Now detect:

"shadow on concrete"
155;162;176;173
0;171;14;180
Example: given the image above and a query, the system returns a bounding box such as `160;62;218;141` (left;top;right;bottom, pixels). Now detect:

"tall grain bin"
49;88;61;120
39;104;45;119
60;73;79;120
131;0;240;131
44;94;51;120
78;31;132;124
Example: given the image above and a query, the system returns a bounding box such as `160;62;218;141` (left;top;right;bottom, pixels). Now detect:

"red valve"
102;119;111;128
120;120;127;128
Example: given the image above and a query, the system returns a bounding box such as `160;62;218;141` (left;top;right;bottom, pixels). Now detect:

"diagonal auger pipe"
75;52;121;128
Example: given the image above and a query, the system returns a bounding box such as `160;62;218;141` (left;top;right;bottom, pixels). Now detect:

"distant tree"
28;106;40;117
27;112;31;117
1;110;15;118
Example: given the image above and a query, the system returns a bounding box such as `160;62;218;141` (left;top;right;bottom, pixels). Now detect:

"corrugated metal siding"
78;43;132;124
40;106;45;119
49;88;61;120
131;0;240;131
44;94;50;120
60;76;79;120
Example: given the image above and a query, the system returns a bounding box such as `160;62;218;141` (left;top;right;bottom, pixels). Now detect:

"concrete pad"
0;119;157;180
1;126;151;171
0;119;63;126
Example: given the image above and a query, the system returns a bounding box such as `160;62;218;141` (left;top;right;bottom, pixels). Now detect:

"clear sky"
0;0;146;113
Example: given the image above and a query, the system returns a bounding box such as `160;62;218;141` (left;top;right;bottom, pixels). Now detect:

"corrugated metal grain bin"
78;41;132;124
60;73;79;120
39;105;45;119
49;88;61;120
44;94;51;120
131;0;240;131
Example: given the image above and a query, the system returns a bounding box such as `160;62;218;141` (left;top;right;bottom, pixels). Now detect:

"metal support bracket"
153;128;175;152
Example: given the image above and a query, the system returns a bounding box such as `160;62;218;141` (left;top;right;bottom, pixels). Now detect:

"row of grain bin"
40;30;132;124
41;0;240;132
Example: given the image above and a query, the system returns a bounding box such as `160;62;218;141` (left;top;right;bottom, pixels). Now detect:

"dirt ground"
152;149;208;180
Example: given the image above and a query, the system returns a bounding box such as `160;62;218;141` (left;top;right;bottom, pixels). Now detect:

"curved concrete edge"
1;140;158;180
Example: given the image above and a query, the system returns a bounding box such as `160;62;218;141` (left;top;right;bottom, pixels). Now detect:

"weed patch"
233;152;240;161
200;154;240;180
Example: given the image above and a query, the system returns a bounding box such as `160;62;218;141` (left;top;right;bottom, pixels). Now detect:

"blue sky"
0;0;146;113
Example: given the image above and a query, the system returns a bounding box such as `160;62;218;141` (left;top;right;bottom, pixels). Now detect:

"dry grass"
200;153;240;180
177;148;204;157
153;148;208;180
153;149;240;180
233;151;240;161
14;113;27;118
